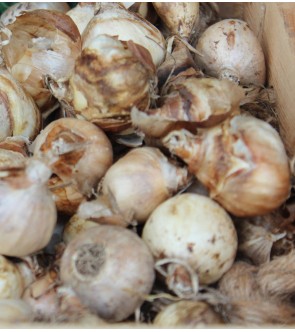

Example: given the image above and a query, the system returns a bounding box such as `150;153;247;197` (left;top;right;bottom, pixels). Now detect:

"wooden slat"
244;3;295;156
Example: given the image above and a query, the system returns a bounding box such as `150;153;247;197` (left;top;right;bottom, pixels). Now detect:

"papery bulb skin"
1;2;70;25
33;117;113;215
0;68;41;142
131;77;244;138
194;19;266;85
60;225;155;322
152;3;200;40
101;146;189;223
66;35;153;133
0;255;24;299
1;9;81;112
0;159;57;257
67;3;100;35
22;270;59;321
163;115;291;217
83;2;166;67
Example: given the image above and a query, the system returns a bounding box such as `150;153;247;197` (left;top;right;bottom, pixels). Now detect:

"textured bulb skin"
152;3;200;40
2;9;81;112
101;146;189;223
60;225;155;322
163;115;291;217
33;117;113;215
67;35;152;133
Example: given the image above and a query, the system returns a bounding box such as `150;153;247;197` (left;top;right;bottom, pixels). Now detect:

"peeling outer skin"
1;10;81;112
131;77;244;138
152;3;200;40
162;115;291;217
67;3;100;35
157;43;202;90
33;118;113;196
0;68;41;142
67;35;152;133
82;2;166;68
49;175;85;216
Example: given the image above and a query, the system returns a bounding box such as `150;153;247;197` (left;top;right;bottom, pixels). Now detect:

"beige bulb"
2;9;81;112
33;118;113;215
163;114;290;217
101;146;189;223
194;19;266;85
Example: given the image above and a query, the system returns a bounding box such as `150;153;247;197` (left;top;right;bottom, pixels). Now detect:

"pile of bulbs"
0;2;293;327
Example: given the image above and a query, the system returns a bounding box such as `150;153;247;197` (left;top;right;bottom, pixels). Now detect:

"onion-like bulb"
131;77;244;138
0;67;41;142
57;34;153;133
60;225;155;322
163;115;291;217
1;2;70;26
152;3;200;40
194;19;266;85
82;2;166;68
0;159;57;257
154;300;224;327
101;146;190;223
67;3;100;35
33;118;113;215
142;193;237;296
1;9;81;112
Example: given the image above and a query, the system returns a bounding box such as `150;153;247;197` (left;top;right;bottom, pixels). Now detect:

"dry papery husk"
22;268;106;324
152;3;200;41
235;213;286;266
99;146;190;224
82;2;166;68
1;9;81;112
32;117;113;215
156;39;203;91
0;137;30;171
62;199;128;245
235;195;295;265
0;67;41;142
162;114;291;217
66;3;100;35
0;2;70;26
51;34;155;134
218;253;295;325
122;2;158;25
131;73;244;140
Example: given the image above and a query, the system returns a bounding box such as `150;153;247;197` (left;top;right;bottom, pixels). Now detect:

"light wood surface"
244;3;295;156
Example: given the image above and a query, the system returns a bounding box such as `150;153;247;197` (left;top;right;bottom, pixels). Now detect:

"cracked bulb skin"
60;225;155;322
